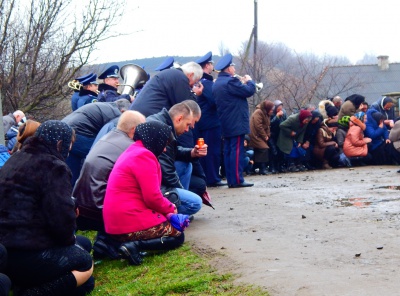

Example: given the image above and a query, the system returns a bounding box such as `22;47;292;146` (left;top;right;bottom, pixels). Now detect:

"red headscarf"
299;110;312;127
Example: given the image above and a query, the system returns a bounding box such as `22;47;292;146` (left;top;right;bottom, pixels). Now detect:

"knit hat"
325;103;338;117
338;115;351;128
345;94;365;109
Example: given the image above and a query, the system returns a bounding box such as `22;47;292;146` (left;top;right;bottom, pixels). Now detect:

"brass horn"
119;64;149;96
234;74;263;93
68;79;82;91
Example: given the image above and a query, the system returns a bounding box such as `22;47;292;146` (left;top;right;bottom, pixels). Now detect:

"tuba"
119;64;149;96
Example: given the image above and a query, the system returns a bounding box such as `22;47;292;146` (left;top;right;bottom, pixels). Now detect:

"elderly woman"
249;100;274;175
103;121;188;266
277;109;312;172
0;120;94;295
313;119;342;169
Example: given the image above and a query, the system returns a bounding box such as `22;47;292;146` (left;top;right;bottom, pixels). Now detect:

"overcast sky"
91;0;400;65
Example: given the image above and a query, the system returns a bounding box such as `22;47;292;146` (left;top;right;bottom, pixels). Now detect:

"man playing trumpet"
212;53;256;188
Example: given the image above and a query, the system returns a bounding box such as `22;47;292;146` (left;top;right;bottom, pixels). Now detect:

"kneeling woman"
0;120;94;295
103;121;187;265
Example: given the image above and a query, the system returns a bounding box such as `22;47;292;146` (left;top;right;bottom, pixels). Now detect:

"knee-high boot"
119;234;185;265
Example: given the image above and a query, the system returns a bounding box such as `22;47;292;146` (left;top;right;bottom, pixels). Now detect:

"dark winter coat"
130;68;197;117
62;102;121;138
313;125;337;161
213;72;256;138
0;137;76;250
146;108;193;189
370;97;396;122
277;113;308;155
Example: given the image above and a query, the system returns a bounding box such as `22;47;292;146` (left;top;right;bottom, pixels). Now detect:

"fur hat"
17;120;41;145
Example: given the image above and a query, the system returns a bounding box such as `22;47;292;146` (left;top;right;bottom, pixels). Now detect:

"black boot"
93;231;122;260
259;163;267;175
119;234;185;265
268;160;278;174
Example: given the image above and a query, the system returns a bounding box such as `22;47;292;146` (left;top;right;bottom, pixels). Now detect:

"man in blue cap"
76;73;99;109
97;65;132;103
154;57;175;71
194;52;226;187
69;73;92;111
212;53;256;188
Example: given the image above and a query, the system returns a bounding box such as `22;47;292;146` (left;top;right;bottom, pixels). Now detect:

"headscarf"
353;111;365;122
133;121;172;157
325;103;338;117
299;110;312;127
381;96;393;108
34;120;73;159
263;100;275;115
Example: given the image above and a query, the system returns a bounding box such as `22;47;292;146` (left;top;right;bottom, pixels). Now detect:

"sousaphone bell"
119;64;149;96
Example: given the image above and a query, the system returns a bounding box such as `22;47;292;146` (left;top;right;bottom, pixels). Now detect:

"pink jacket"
103;141;175;234
343;118;368;157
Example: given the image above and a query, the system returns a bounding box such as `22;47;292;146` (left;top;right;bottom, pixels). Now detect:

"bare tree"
0;0;125;121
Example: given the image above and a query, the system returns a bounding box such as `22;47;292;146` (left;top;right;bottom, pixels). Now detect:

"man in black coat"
130;62;204;117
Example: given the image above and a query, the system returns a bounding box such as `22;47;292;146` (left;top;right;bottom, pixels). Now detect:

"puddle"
335;196;400;208
336;197;372;208
372;186;400;190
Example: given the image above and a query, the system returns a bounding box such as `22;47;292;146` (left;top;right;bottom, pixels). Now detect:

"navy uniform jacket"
196;72;220;131
71;91;80;111
130;68;197;117
212;72;256;138
77;89;98;109
62;102;121;138
97;84;130;103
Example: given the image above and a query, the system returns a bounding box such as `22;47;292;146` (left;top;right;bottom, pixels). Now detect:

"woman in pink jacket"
343;112;372;164
103;121;187;265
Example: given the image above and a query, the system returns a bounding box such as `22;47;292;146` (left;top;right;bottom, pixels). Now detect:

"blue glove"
169;214;190;231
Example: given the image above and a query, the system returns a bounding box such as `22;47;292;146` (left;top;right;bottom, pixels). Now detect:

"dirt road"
186;166;400;296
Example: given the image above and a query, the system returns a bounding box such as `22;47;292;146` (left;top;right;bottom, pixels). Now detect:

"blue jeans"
175;188;202;216
174;161;193;190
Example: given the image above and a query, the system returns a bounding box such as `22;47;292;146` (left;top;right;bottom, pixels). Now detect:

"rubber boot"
119;234;185;265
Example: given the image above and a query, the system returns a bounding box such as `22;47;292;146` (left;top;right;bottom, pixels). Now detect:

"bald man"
73;110;145;259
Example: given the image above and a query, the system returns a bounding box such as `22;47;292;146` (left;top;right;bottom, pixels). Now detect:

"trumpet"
68;79;82;91
234;74;263;93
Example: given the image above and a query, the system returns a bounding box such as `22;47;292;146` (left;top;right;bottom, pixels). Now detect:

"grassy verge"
80;231;269;296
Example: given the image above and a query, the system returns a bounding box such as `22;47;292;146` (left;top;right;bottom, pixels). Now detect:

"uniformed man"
194;52;226;187
212;53;256;188
97;65;132;103
69;73;92;111
76;73;99;109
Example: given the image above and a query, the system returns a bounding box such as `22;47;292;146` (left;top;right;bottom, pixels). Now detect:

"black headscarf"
345;94;365;109
34;120;73;159
134;121;172;157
